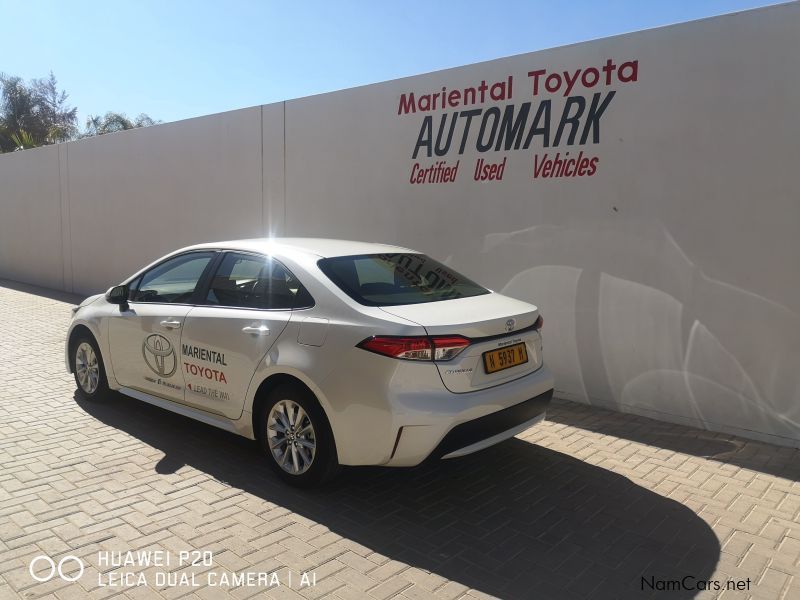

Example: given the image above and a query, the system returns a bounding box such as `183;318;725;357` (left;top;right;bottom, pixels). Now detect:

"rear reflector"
431;336;470;361
358;335;470;361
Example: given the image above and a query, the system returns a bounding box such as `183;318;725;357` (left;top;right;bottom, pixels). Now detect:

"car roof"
181;238;419;258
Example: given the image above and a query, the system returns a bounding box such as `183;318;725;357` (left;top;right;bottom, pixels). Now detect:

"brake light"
357;335;470;361
358;336;432;360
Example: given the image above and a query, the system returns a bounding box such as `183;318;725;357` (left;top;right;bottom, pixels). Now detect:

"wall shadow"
0;279;85;305
547;398;800;482
77;392;720;600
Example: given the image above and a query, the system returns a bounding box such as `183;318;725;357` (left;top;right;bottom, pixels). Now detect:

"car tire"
257;383;339;487
72;334;110;401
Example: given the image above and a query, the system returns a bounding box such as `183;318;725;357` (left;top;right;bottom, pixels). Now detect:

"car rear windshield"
317;253;490;306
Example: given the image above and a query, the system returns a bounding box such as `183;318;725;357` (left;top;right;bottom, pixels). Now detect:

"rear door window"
318;253;489;306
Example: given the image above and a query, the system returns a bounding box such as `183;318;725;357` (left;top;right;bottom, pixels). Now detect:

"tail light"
431;336;470;360
358;335;470;361
534;315;543;330
357;336;432;360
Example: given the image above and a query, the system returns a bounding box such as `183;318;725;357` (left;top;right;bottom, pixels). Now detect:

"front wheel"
257;383;339;487
73;335;110;401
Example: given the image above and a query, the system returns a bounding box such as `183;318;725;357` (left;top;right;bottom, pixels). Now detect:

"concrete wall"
66;105;288;292
1;3;798;447
0;145;64;289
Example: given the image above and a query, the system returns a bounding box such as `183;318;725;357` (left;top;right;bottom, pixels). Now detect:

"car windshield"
318;253;490;306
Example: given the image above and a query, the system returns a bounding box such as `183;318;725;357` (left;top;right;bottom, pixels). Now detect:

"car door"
108;251;217;402
179;252;312;419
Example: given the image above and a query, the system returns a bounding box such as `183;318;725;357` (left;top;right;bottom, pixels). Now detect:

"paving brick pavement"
0;279;798;600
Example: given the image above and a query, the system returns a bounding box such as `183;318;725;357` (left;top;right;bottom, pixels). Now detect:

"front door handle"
242;325;270;336
160;319;182;329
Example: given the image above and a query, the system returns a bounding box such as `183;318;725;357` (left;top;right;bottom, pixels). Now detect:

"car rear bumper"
383;365;554;466
429;388;552;460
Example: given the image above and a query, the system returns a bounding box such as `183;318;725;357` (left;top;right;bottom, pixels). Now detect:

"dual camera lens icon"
29;555;85;582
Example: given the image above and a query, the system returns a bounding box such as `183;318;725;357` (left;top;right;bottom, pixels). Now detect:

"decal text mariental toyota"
399;59;638;183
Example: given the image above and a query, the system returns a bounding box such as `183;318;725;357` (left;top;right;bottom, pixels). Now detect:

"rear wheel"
73;335;110;401
257;383;339;487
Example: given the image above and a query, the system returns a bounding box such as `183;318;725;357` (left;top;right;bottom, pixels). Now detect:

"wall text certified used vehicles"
66;239;555;486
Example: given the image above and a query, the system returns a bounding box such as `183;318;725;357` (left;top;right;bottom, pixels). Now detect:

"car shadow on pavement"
547;399;800;482
77;392;720;600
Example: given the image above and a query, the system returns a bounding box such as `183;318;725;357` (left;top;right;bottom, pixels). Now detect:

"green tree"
0;72;77;152
83;111;159;137
0;71;159;152
9;130;36;150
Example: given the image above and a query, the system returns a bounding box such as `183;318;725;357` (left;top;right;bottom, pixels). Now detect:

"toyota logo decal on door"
142;334;177;377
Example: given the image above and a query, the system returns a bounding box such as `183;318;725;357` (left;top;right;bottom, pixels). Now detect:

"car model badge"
505;318;516;332
142;334;177;377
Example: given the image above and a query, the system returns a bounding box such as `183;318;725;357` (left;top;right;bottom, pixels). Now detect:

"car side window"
131;252;215;304
206;253;314;310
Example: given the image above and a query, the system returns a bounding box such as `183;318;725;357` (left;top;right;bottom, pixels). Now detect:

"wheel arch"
67;324;97;373
250;373;337;450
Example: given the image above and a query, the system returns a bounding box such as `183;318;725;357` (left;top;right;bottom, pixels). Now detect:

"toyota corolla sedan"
66;239;554;486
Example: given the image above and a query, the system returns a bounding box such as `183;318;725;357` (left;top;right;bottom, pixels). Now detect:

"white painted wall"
1;3;798;446
0;145;63;289
65;105;285;292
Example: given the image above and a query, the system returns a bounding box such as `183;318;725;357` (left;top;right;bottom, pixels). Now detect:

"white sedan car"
66;239;554;486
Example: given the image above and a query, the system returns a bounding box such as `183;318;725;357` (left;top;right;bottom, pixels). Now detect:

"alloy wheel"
75;341;100;394
267;399;317;475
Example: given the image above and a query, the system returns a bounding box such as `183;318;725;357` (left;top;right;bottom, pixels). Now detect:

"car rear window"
318;253;489;306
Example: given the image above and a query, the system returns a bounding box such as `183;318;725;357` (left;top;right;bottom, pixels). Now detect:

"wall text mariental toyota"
398;59;638;183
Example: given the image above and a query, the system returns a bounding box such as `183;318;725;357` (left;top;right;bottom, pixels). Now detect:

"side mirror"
105;284;129;308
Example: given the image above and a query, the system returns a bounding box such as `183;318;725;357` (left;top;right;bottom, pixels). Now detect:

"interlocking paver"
1;278;799;599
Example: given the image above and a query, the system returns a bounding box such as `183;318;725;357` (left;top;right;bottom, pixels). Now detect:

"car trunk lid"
380;293;543;393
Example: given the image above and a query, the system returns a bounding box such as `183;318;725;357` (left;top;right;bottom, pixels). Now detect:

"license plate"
483;342;528;374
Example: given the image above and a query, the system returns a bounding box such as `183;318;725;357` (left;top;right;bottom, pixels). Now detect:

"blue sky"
2;0;784;128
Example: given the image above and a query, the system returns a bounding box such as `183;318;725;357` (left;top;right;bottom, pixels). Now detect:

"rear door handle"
160;319;182;329
242;325;270;336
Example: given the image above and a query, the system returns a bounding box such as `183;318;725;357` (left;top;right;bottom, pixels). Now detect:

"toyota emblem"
142;334;177;377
